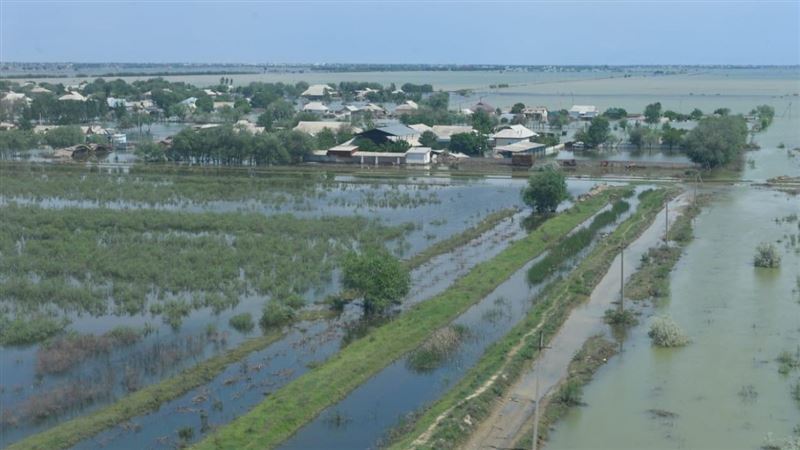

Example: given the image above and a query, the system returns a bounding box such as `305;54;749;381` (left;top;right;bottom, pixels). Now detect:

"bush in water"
754;242;781;268
648;316;690;347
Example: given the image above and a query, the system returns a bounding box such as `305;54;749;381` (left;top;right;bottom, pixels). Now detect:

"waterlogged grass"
189;188;623;450
0;163;443;209
405;208;518;269
385;188;672;450
0;204;405;334
5;329;287;450
527;198;631;284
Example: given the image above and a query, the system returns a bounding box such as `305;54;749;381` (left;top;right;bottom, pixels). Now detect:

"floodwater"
546;111;800;448
276;189;647;450
6;175;599;446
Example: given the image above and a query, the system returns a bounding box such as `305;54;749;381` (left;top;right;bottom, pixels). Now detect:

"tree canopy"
341;247;410;316
449;132;488;156
575;116;610;148
522;168;569;214
644;102;662;124
684;115;748;168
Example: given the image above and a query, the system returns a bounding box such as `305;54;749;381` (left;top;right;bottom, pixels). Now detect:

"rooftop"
492;124;537;139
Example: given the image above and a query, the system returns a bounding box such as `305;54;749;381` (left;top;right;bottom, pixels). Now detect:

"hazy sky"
1;1;798;65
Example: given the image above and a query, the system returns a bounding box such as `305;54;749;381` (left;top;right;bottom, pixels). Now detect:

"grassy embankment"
513;193;708;449
5;203;520;450
185;188;622;450
386;187;674;450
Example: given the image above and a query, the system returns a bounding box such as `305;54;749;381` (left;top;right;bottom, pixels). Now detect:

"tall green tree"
575;116;610;148
644;102;662;124
685;115;748;168
522;168;569;214
449;132;488;156
341;248;410;316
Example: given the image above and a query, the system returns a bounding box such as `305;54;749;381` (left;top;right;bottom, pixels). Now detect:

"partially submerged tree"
684;115;748;168
648;316;690;347
342;248;410;316
754;242;781;268
575;116;611;148
522;168;569;214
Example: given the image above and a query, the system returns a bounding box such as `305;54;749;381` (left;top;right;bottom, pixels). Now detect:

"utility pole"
619;242;625;314
665;200;669;244
532;331;549;450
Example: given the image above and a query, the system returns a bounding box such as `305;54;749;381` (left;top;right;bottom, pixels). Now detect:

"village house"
471;101;496;115
58;91;87;102
293;121;360;136
405;147;433;165
30;86;51;94
355;124;420;146
1;91;31;105
301;84;335;100
393;100;419;116
494;140;545;158
431;125;475;145
491;124;537;147
302;101;330;115
523;106;548;122
568;105;598;120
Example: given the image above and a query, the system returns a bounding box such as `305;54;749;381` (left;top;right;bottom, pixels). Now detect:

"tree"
195;95;213;113
341;247;410;316
684;115;748;168
575;116;610;148
510;102;525;114
135;141;166;162
449;132;488;156
470;109;496;134
644;102;662;124
713;108;730;116
689;108;703;120
44;126;84;148
522;168;569;214
419;130;439;148
548;109;570;129
602;107;628;120
661;123;685;150
315;127;337;150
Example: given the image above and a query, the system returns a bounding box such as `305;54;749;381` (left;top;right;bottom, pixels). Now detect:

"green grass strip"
386;188;672;450
190;190;620;450
7;328;286;450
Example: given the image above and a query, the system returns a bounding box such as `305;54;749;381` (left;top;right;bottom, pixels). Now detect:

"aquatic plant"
603;308;638;327
228;313;254;334
406;325;469;373
754;242;782;268
528;199;630;284
648;316;690;347
36;327;144;375
777;350;800;375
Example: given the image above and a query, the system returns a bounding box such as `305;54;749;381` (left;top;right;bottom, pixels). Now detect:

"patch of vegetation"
406;325;470;373
754;242;782;268
777;349;800;375
648;316;690;347
603;308;638;327
189;188;624;450
6;328;286;450
527;198;631;284
35;326;143;374
228;313;254;334
0;204;406;338
0;314;68;346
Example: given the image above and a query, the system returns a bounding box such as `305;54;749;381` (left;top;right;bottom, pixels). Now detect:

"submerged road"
463;193;690;450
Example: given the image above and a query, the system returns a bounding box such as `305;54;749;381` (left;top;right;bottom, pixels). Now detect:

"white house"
301;84;335;99
293;121;360;136
523;106;548;122
494;141;546;158
30;86;52;94
405;147;433;165
491;124;537;147
58;91;87;102
431;125;475;144
394;100;419;116
1;91;31;104
303;102;329;114
568;105;598;120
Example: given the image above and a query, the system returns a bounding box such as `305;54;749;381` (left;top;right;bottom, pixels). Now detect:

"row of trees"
145;126;315;166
